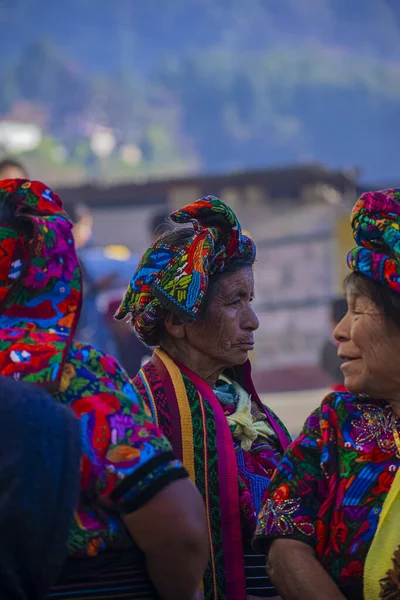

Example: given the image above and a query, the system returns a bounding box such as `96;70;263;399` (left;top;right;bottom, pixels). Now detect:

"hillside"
0;0;399;183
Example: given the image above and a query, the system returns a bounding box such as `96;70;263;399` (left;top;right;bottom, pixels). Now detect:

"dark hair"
67;203;92;225
149;211;171;239
331;297;348;325
344;271;400;328
0;158;28;179
156;226;193;247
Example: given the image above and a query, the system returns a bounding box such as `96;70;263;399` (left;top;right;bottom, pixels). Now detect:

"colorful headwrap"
347;188;400;294
115;195;256;344
0;179;81;391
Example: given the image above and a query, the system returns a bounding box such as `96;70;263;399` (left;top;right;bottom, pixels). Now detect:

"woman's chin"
343;375;365;396
231;348;251;365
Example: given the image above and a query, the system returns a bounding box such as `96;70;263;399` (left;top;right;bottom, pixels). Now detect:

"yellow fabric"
153;348;196;482
153;348;206;598
364;467;400;600
220;375;273;451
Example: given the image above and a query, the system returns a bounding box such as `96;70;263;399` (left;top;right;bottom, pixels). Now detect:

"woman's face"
185;266;259;369
334;290;400;399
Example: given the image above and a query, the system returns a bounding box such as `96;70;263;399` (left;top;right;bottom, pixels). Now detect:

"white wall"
91;204;165;253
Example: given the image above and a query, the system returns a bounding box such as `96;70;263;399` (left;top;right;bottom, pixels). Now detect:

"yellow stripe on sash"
154;348;196;483
154;349;205;597
140;369;159;426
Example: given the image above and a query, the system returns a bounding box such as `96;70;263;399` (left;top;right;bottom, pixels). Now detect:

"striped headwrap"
348;188;400;294
115;195;256;344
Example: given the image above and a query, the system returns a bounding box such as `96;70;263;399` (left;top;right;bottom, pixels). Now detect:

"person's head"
149;211;170;243
0;158;28;180
334;188;400;401
0;377;81;600
0;179;81;390
69;203;93;249
116;196;258;379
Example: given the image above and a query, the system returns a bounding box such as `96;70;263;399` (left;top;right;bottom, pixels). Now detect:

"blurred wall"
62;165;356;391
90;205;165;253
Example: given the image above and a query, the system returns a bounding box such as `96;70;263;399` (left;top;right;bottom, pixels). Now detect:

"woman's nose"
246;305;260;331
333;313;350;343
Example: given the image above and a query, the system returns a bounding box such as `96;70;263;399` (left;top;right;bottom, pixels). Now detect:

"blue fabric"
0;377;81;599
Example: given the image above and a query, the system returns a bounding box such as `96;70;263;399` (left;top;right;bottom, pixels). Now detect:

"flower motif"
340;560;363;582
372;470;394;495
351;404;398;455
106;445;141;463
9;259;23;280
10;349;31;363
258;497;315;537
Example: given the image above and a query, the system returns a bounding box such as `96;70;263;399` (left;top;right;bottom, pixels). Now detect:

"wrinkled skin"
334;289;400;409
163;266;259;387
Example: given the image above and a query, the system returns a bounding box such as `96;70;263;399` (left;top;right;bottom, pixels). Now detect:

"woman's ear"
164;313;186;340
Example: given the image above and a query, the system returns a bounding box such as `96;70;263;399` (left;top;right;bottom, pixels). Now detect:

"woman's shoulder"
295;391;360;433
320;390;357;409
313;390;376;425
59;341;141;404
294;391;363;446
319;390;379;410
67;341;129;376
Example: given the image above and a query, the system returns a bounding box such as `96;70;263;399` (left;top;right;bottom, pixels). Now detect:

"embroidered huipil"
254;392;400;598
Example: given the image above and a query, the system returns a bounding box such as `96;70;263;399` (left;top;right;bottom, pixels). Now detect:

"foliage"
0;0;399;182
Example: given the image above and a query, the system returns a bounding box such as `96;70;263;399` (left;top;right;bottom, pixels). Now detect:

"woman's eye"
229;298;241;306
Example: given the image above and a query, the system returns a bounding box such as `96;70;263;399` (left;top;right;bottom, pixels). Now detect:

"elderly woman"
254;188;400;600
0;179;208;600
116;196;291;600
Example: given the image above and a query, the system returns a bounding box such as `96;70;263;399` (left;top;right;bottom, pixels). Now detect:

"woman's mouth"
234;342;254;351
340;356;361;369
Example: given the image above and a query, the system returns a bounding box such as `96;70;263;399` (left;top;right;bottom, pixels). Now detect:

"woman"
254;188;400;600
0;179;209;600
0;157;28;180
0;377;80;600
116;196;291;600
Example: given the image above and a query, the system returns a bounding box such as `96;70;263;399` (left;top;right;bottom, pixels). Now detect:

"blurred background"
1;0;398;435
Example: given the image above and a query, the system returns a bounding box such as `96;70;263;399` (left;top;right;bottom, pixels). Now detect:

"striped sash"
134;348;246;600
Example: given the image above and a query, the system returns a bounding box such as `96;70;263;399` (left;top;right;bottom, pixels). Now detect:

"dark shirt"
0;377;81;600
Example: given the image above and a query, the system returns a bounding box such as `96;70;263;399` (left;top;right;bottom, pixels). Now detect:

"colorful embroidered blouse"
255;392;400;597
0;180;187;599
48;343;188;599
54;341;187;558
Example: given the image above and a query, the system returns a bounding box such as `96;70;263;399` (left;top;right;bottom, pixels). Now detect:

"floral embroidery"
0;178;188;562
56;341;187;557
258;498;315;537
255;393;400;589
352;404;399;454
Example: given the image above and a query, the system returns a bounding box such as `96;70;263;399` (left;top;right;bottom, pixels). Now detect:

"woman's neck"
388;399;400;418
160;341;226;388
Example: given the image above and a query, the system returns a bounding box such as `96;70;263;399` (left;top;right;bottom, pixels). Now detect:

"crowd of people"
0;158;399;600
